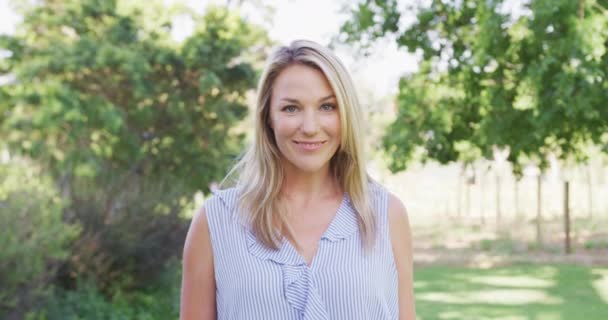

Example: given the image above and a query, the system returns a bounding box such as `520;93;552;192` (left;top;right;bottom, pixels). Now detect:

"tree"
0;0;270;298
342;0;607;170
0;0;269;197
0;160;79;319
340;0;608;241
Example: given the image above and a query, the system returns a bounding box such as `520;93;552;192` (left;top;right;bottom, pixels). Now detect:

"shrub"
0;160;79;319
55;170;190;294
30;259;181;320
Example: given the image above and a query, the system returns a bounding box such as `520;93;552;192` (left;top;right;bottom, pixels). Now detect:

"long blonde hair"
224;40;375;250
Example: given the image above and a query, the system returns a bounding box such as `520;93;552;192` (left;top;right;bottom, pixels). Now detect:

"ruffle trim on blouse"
240;193;356;320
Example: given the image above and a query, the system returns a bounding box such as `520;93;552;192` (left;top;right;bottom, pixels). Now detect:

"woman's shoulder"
370;181;406;210
368;179;387;195
203;187;241;220
367;180;408;221
367;179;391;206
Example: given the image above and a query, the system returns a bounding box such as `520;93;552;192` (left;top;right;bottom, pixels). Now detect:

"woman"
180;40;415;320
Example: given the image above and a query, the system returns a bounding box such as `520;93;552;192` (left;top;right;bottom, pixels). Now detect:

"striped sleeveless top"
203;183;398;320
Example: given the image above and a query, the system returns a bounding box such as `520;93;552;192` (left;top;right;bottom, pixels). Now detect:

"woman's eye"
282;105;298;113
320;103;336;111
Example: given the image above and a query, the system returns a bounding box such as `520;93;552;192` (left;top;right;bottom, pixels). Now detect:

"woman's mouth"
293;140;326;151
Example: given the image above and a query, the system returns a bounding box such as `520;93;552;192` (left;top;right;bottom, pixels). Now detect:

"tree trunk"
496;172;501;232
479;165;486;225
587;164;593;219
466;182;471;218
514;177;520;220
564;181;571;254
536;175;543;247
456;168;462;219
60;170;75;222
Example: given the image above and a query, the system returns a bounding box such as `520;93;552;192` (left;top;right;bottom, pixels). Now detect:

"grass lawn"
414;264;608;320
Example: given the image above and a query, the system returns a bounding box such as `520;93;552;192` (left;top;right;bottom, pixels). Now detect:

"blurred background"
1;0;607;319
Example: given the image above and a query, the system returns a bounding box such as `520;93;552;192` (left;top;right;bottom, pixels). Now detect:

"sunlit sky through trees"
0;0;529;96
0;0;416;96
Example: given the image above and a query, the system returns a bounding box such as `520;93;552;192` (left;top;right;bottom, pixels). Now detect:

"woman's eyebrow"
280;94;336;103
280;97;300;103
319;94;336;102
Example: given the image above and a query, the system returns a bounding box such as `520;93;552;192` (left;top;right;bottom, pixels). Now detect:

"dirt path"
413;249;608;267
411;219;608;267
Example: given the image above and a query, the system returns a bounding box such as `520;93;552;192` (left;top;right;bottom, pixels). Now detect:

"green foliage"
32;281;131;320
584;239;608;250
340;0;608;171
338;0;401;51
0;0;269;194
0;160;79;319
0;1;271;317
54;169;190;293
477;237;517;254
31;260;181;320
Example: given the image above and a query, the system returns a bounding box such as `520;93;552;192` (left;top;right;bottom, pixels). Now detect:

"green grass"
414;264;608;320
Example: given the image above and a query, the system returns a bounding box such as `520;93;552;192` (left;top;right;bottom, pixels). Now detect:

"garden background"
1;0;607;319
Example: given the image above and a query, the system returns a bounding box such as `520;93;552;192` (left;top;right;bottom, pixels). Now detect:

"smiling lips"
293;140;326;151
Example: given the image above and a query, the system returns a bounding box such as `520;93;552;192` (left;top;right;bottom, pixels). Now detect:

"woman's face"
269;64;341;174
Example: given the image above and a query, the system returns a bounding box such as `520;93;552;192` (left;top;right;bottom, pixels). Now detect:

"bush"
31;259;181;320
56;170;190;294
0;159;188;319
0;160;79;319
30;280;130;320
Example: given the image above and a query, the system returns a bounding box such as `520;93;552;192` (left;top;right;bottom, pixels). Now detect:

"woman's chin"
285;160;330;175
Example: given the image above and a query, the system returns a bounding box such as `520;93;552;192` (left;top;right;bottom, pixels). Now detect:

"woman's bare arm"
388;192;416;320
180;206;217;320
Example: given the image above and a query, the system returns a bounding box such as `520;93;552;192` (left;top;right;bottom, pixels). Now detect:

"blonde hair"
224;40;375;250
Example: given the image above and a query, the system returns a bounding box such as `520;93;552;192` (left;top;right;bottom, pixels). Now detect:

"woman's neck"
280;164;340;203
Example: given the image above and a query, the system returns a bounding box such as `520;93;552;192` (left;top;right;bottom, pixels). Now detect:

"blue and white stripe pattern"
203;183;398;320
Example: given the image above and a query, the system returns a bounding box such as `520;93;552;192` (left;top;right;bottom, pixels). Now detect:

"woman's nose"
300;109;320;135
